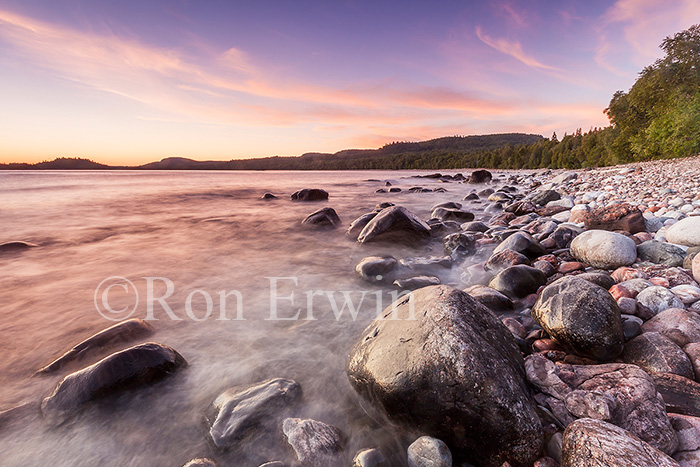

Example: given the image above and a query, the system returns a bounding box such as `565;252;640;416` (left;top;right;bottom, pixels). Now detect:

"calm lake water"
0;170;498;466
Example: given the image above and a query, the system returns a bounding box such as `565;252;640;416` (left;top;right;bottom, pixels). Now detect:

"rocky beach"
2;156;700;467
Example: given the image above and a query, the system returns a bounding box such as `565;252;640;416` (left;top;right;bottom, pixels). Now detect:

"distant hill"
0;133;543;170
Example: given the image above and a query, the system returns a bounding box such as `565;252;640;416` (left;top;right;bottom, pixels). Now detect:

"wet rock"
302;207;341;228
622;332;694;379
431;207;474;222
291;188;329;201
443;232;476;258
666;217;700;247
431;202;461;211
282;418;343;466
531;190;561;206
346;213;378;240
493;232;546;259
389;187;402;193
0;241;38;252
393;276;440;290
621;314;643;340
260;193;278;200
36;319;154;374
357;206;431;245
636;286;685;316
637;241;687;267
488;264;547;300
561;418;680;467
548;225;584;250
399;256;452;275
461;221;489;233
346;285;543;466
533;260;557;277
641;308;700;347
469;169;492;184
407;436;452;467
352;448;387;467
463;285;514;313
375;202;395;211
355;256;399;284
570;230;637;269
580;203;646;234
183;459;219;467
484;249;530;273
618;278;653;296
463;193;479;201
41;343;186;425
209;378;301;448
532;276;624;360
652;372;700;417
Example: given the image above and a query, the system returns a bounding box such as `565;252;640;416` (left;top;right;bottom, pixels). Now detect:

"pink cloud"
475;25;560;71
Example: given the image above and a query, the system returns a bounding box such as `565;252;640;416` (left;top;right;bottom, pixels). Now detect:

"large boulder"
530;190;561;206
301;207;341;228
346;285;543;466
431;207;474;223
36;318;154;374
570;230;637;269
443;232;476;258
291;188;329;201
667;217;700;247
532;276;624;360
469;170;492;184
484;249;530;273
580;203;646;234
357;206;431;245
561;418;680;467
41;343;186;425
209;378;301;448
463;285;514;313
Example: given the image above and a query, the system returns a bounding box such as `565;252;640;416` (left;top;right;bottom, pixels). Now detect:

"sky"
0;0;699;165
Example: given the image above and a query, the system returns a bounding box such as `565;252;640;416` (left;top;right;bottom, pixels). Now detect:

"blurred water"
0;170;496;467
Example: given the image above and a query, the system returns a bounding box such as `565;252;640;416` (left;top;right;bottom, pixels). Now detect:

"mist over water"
0;170;494;466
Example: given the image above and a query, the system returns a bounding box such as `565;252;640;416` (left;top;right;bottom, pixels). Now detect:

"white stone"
570;230;637;270
671;285;700;305
667;217;700;246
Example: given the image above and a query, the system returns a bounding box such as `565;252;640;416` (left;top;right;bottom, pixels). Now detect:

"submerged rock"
532;276;624;361
393;276;440;290
260;193;278;200
469;169;492;184
291;189;329;201
41;342;186;425
346;212;378;240
357;206;431;245
282;418;343;466
492;231;545;259
301;207;341;228
346;285;543;466
0;241;38;252
355;256;399;284
488;264;547;299
209;378;301;448
36;318;154;374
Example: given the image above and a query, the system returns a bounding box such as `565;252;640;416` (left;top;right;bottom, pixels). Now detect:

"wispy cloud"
475;25;560;71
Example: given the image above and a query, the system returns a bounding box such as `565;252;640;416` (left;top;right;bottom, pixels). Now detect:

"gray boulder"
636;286;685;316
302;207;341;228
431;207;474;223
346;285;542;466
637;241;687;267
346;212;378;240
570;230;637;269
443;233;476;258
355;256;399;284
532;276;624;360
209;378;301;448
666;217;700;246
492;232;545;259
357;206;431;245
41;342;186;425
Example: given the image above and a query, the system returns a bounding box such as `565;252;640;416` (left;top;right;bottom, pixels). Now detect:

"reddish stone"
581;203;646;234
558;262;585;274
609;284;633;300
534;457;559;467
640;265;698;287
536;205;569;217
569;209;588;224
649;277;671;288
536;254;560;267
534;338;564;352
611;267;649;283
634;232;654;243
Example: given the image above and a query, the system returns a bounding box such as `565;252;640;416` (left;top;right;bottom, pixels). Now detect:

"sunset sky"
1;0;698;165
